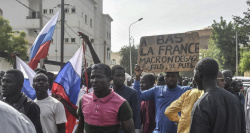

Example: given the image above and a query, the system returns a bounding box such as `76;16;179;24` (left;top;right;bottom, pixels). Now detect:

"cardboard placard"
138;32;199;73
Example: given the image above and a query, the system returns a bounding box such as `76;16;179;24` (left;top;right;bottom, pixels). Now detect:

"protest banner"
137;32;199;73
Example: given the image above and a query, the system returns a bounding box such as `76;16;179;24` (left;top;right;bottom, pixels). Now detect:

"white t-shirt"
35;96;67;133
0;101;36;133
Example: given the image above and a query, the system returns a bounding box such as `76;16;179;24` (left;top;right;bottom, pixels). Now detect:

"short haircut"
91;63;111;78
82;67;91;78
33;73;48;82
157;75;165;82
231;80;240;88
111;65;125;76
143;74;155;85
222;70;233;78
5;69;24;88
195;58;218;78
217;71;223;78
34;68;47;75
165;72;179;77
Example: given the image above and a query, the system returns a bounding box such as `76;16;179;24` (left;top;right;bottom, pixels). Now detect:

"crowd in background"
0;57;249;133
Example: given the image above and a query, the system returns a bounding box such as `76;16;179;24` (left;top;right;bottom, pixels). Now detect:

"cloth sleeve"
118;101;133;121
27;103;43;133
189;101;210;133
54;101;67;124
130;90;141;129
77;98;84;119
133;81;155;101
164;90;188;122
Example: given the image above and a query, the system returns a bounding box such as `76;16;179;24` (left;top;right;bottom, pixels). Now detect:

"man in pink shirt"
75;63;135;133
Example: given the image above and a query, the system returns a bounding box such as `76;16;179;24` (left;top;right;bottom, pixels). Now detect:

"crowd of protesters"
0;57;249;133
0;33;248;133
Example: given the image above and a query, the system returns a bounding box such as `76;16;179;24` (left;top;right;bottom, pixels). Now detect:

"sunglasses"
217;78;225;82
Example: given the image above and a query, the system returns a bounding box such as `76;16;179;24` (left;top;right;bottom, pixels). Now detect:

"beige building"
0;0;112;71
110;52;122;68
193;27;213;50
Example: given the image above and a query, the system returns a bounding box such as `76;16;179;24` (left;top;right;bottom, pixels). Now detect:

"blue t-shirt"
133;81;191;133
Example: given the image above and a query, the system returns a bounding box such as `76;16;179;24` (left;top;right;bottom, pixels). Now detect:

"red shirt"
81;89;126;126
141;100;156;133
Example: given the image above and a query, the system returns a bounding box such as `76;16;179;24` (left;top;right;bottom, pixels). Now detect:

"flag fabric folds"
29;11;60;70
52;45;83;133
16;56;37;100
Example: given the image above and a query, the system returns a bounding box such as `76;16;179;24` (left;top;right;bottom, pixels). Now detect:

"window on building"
65;38;69;43
72;8;76;13
81;12;83;17
71;38;75;43
65;8;69;13
111;59;116;65
109;33;111;39
32;11;36;18
107;32;109;39
109;53;111;60
49;9;53;14
43;9;47;14
90;19;93;28
85;15;87;24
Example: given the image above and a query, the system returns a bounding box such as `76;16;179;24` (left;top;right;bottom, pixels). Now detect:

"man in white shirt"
0;100;36;133
33;73;67;133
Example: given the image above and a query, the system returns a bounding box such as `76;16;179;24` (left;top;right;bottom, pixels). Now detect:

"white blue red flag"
29;11;60;70
52;45;83;133
16;56;36;100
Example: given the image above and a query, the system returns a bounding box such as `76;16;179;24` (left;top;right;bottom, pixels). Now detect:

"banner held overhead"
138;32;199;73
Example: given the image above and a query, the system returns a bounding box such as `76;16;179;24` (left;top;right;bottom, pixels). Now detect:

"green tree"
233;1;250;46
203;17;248;72
0;17;28;64
119;45;138;76
239;49;250;73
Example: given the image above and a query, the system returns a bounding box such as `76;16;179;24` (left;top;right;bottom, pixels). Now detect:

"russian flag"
52;45;83;133
29;11;60;70
16;56;37;100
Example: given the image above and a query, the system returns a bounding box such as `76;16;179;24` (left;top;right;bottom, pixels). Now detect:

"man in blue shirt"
134;64;191;133
111;65;141;133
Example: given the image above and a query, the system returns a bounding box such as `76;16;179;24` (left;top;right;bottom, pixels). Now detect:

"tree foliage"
0;17;28;64
233;1;250;46
202;17;248;73
119;45;138;76
239;49;250;73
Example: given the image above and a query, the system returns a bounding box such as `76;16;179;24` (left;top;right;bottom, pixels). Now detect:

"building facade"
0;0;112;71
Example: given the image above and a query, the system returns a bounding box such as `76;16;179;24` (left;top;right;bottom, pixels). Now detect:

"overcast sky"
103;0;249;52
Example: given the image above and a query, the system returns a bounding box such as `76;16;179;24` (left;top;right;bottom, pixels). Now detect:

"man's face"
33;74;49;95
90;69;110;92
194;69;203;90
140;76;151;91
165;72;178;89
217;76;226;88
182;80;188;86
112;69;125;87
233;82;241;92
1;73;19;97
222;72;232;87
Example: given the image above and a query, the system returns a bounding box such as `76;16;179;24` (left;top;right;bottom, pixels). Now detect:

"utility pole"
236;31;238;76
39;0;44;68
61;0;65;69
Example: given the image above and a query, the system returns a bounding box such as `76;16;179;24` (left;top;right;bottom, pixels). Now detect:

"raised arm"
54;94;79;119
78;32;101;64
133;64;155;101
